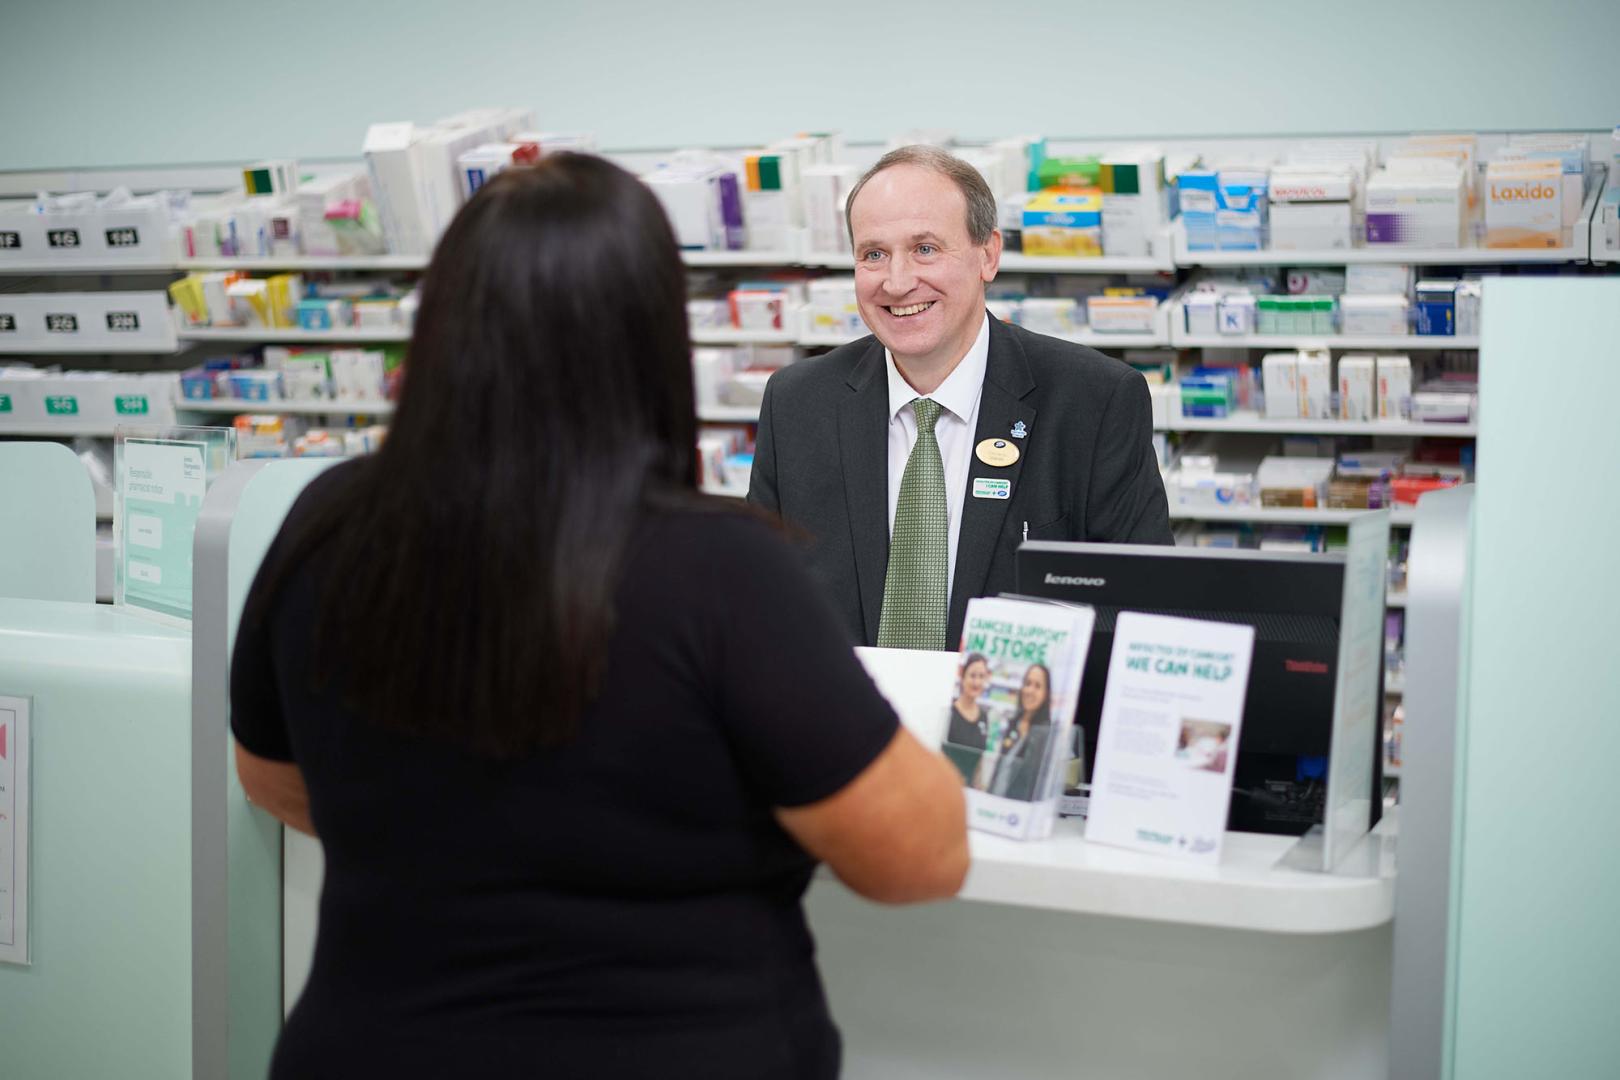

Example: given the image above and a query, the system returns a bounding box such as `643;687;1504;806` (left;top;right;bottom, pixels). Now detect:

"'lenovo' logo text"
1284;659;1330;675
1045;573;1106;587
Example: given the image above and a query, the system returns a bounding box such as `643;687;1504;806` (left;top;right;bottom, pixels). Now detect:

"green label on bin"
45;395;79;416
0;394;11;414
115;395;149;415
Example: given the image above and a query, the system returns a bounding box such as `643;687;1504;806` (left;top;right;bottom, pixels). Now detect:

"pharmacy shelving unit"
695;406;1481;439
1170;168;1605;267
1589;164;1620;265
173;398;395;418
0;419;123;438
804;251;1177;274
1168;324;1480;352
0;339;179;355
177;255;429;272
1159;414;1476;438
1167;505;1418;527
696;404;763;423
176;326;412;344
691;326;798;345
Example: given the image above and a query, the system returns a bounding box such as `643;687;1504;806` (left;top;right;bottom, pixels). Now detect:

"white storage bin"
0;295;42;349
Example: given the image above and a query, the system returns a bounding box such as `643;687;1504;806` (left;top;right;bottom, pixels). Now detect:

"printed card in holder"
1085;612;1256;864
949;596;1095;841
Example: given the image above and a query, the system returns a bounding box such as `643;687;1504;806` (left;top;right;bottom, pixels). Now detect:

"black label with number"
0;232;19;250
106;311;140;332
105;227;141;247
0;314;16;332
47;228;81;249
45;312;79;333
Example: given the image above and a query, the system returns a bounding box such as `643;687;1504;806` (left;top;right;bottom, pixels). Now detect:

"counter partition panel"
191;457;338;1080
0;441;96;602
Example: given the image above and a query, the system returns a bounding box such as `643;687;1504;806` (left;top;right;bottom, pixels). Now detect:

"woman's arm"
234;741;317;837
775;728;969;904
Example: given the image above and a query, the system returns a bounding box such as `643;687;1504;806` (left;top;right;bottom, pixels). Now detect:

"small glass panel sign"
115;426;237;624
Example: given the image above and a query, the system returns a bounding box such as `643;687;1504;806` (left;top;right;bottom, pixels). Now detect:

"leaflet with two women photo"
945;596;1095;841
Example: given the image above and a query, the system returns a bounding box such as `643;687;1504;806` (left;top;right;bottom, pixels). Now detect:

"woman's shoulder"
282;456;372;526
639;497;792;562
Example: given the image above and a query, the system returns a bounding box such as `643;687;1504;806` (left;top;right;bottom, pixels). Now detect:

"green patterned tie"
877;397;949;650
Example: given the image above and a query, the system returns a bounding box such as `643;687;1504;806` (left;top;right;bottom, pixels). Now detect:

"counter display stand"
815;648;1396;1079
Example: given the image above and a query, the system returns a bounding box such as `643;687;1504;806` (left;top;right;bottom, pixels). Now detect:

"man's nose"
881;253;917;296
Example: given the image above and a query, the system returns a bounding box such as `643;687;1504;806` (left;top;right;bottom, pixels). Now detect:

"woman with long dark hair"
984;663;1054;801
230;154;968;1080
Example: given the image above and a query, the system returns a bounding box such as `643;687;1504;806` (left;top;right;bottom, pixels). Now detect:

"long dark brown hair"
250;154;696;756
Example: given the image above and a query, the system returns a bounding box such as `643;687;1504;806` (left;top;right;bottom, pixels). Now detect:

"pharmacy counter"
0;599;193;1080
808;817;1396;1080
957;815;1394;934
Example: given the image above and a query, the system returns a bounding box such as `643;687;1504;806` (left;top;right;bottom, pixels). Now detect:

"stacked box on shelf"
1365;137;1470;248
1178;164;1269;250
644;152;745;252
697;425;754;492
1087;292;1159;334
1016;298;1080;337
1022;189;1102;257
1099;149;1167;257
1268;165;1356;250
1173;454;1254;508
802;164;859;255
804;277;864;338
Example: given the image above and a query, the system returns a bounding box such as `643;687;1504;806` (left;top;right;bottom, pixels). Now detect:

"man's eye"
917;244;937;256
861;250;885;262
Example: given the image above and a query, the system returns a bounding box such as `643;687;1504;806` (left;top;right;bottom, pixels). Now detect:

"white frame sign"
1085;613;1256;864
0;694;31;966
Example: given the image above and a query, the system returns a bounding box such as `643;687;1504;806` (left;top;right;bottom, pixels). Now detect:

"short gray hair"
845;145;998;247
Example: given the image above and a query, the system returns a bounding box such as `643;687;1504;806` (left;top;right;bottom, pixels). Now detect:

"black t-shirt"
231;461;900;1079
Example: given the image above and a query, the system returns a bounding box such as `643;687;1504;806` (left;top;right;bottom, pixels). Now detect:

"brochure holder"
113;425;236;624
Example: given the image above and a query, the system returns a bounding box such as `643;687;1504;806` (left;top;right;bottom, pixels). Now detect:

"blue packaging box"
1415;281;1456;336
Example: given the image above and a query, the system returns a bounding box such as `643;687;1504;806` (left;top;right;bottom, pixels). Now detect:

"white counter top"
955;814;1395;934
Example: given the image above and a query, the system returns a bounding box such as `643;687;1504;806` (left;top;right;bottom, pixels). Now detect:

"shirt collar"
885;312;991;424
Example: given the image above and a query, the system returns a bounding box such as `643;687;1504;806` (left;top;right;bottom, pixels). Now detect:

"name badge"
972;478;1011;500
975;438;1019;467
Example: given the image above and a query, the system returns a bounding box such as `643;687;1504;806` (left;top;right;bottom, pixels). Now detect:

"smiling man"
748;145;1171;650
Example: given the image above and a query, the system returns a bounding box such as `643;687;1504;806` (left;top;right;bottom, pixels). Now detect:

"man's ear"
980;229;1002;284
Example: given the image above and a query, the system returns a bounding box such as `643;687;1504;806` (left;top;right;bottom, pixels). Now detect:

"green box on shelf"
115;395;149;416
1037;156;1102;190
45;395;79;416
0;394;11;414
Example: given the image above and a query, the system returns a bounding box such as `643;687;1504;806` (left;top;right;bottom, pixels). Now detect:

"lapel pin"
975;437;1019;468
1010;421;1027;439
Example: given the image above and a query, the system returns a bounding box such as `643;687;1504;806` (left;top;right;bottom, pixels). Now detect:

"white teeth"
889;302;934;317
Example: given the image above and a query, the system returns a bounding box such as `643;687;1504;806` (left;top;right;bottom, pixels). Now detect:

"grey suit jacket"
747;315;1173;647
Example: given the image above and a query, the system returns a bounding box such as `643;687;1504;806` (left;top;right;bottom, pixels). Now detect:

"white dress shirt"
885;314;991;599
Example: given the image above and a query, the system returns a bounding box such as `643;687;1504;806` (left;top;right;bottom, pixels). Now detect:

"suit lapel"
838;340;891;645
950;318;1037;639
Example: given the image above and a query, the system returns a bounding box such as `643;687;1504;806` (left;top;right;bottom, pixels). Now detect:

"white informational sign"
0;695;31;966
1323;510;1392;870
1085;613;1256;864
119;437;207;622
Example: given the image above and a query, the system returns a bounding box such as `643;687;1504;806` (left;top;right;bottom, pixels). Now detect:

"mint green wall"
0;601;191;1080
1451;278;1620;1076
2;0;1616;170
